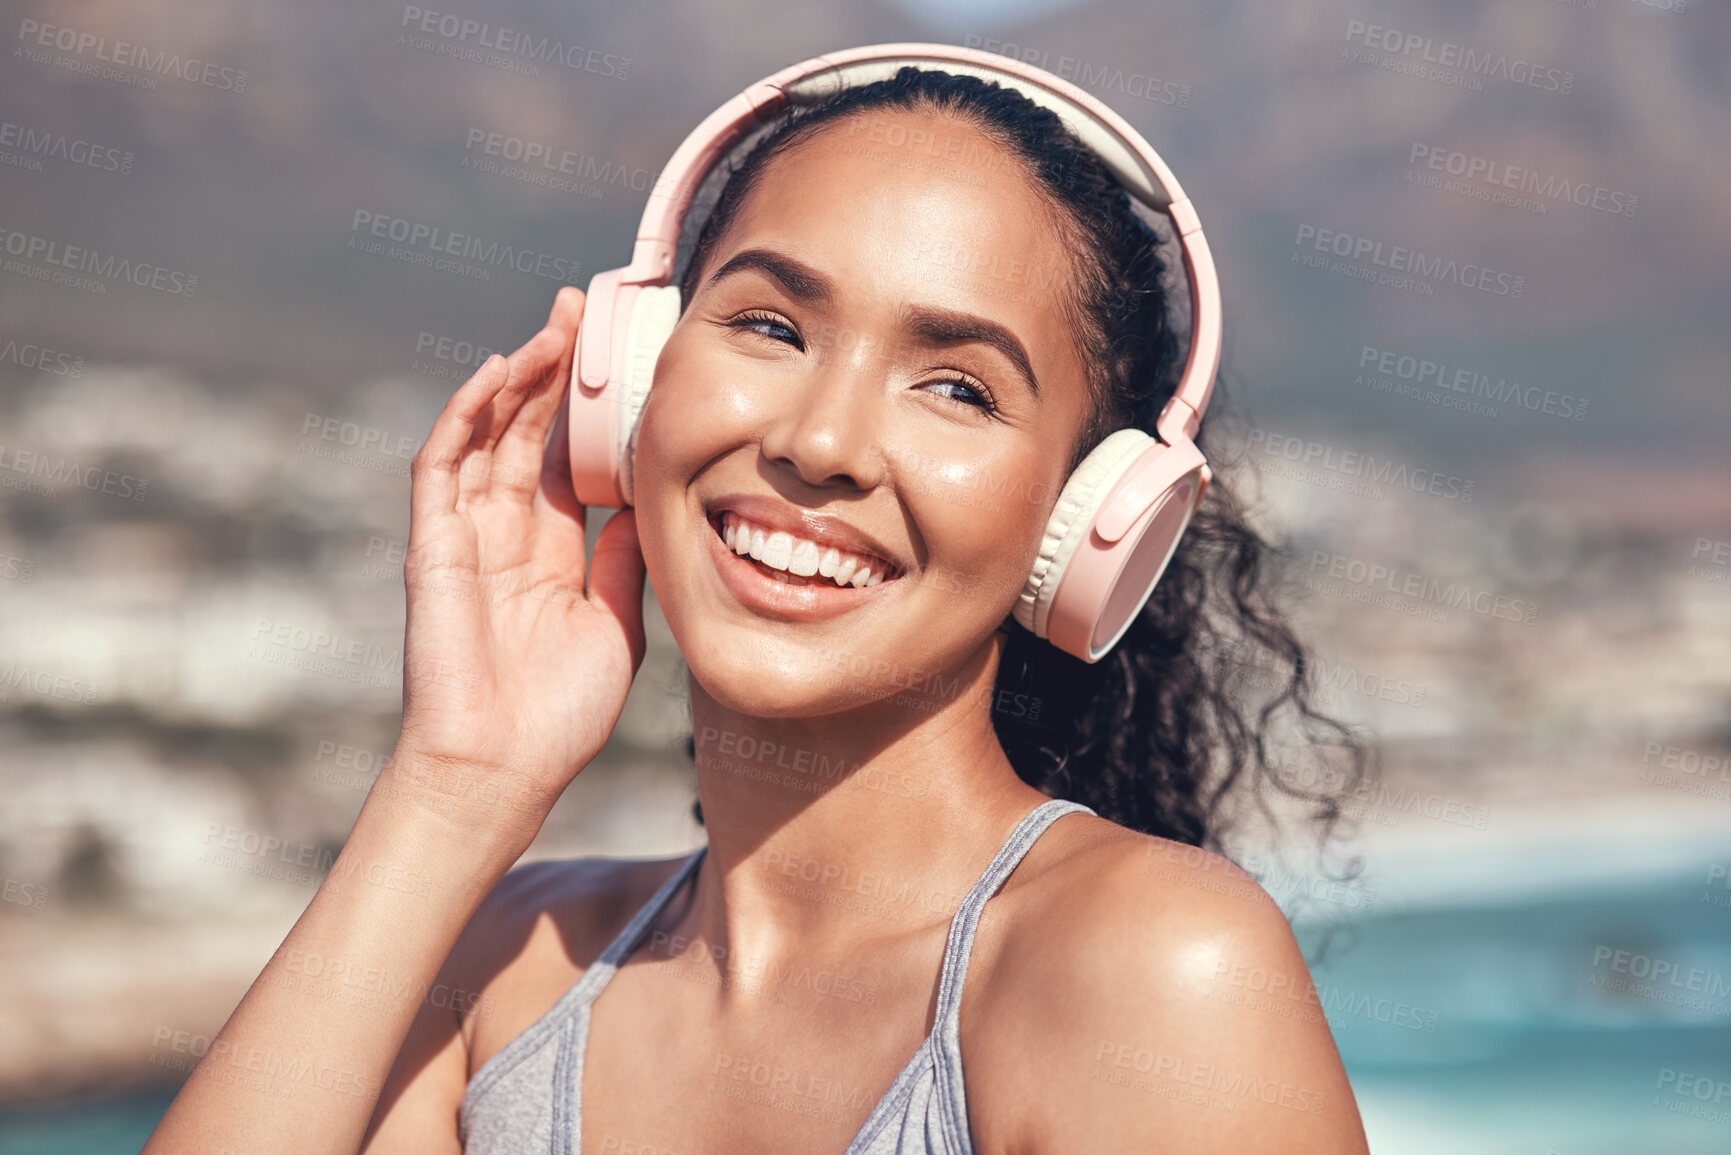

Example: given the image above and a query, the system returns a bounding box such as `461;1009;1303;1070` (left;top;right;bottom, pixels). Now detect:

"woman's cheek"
896;473;1033;617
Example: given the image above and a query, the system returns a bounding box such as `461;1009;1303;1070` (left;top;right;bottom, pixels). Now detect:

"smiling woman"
143;45;1371;1155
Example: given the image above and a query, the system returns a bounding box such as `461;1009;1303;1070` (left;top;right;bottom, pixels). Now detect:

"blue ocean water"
1297;866;1731;1155
4;869;1727;1154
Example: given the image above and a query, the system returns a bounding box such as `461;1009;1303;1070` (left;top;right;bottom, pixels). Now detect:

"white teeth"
788;538;820;576
761;530;793;570
717;512;895;589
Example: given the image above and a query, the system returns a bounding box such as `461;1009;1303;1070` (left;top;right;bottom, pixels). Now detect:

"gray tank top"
458;797;1094;1154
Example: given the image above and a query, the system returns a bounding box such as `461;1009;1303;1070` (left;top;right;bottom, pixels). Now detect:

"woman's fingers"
586;508;649;672
460;288;585;504
410;353;513;522
534;378;582;524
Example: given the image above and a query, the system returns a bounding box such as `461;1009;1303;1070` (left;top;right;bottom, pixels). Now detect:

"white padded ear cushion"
1014;427;1157;639
617;284;682;506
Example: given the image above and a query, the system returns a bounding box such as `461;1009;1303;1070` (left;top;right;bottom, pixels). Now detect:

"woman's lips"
704;512;901;621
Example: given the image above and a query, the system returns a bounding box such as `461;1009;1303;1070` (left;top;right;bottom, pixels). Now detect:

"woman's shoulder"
446;851;697;1073
468;851;693;941
1011;811;1290;948
968;814;1364;1152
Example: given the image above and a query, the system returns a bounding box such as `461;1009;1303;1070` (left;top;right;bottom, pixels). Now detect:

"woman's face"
632;108;1094;718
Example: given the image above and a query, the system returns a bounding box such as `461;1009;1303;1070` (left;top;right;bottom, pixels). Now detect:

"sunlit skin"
143;106;1368;1155
628;108;1097;962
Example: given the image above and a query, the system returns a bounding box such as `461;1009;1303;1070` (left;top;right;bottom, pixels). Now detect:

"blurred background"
0;0;1727;1151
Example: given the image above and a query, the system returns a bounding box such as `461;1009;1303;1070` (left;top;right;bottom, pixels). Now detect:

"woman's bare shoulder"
1008;815;1303;999
444;851;697;1072
977;816;1367;1153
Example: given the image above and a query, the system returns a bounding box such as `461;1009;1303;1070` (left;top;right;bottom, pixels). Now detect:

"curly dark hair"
670;65;1373;867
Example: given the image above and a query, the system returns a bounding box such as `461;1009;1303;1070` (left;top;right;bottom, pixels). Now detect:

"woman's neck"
670;629;1052;993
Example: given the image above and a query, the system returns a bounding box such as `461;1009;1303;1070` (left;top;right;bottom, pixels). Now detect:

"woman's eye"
731;312;801;349
923;378;996;413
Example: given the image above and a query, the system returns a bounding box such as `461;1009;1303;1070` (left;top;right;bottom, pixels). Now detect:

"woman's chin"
685;654;896;720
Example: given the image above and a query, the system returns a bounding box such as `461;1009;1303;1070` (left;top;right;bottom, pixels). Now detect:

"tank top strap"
599;845;707;969
460;844;707;1125
927;797;1095;1153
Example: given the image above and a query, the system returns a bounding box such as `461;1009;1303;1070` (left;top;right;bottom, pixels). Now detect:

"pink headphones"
566;42;1222;663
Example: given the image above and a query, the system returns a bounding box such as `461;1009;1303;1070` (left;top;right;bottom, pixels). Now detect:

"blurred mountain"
0;0;1725;462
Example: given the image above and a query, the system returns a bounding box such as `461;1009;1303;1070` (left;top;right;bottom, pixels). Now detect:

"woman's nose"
757;335;889;493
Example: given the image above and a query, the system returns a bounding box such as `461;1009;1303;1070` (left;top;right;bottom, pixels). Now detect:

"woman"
147;55;1371;1154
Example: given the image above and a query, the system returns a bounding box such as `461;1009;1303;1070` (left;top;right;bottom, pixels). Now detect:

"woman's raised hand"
393;286;647;829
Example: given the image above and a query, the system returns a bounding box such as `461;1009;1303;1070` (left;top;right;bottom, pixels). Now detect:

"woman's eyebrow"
704;247;833;306
704;246;1040;398
899;303;1040;399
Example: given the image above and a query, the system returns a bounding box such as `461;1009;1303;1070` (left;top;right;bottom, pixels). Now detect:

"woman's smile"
701;494;905;623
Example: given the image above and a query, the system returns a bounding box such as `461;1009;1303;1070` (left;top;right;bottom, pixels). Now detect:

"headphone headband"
581;42;1222;447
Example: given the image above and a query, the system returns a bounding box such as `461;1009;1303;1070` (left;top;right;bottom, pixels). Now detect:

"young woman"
147;55;1371;1155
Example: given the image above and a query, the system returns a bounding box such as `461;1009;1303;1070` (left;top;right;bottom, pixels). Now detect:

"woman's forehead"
717;111;1075;314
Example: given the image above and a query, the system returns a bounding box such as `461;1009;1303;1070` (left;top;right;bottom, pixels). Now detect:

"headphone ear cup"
1015;428;1155;641
616;284;682;506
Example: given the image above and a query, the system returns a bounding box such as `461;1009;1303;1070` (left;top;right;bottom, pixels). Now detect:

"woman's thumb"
587;508;650;667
